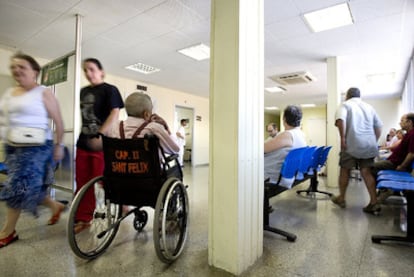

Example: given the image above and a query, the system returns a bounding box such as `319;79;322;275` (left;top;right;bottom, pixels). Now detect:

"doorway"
175;106;194;167
304;118;326;146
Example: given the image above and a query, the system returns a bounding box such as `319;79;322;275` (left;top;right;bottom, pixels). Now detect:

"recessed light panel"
178;43;210;61
265;86;286;93
303;3;353;33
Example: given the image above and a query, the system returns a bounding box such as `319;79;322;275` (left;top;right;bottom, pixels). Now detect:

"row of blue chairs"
264;145;332;242
372;161;414;244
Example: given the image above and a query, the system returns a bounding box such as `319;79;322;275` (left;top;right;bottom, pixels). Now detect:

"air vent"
269;71;316;85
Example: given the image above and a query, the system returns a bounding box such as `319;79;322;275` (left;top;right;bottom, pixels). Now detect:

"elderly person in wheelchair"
67;92;189;263
109;92;179;154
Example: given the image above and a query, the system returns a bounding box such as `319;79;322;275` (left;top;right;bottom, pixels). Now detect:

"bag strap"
119;120;151;139
131;121;151;139
119;121;126;139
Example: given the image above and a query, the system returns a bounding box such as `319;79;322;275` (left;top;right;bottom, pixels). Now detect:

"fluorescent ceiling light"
178;43;210;61
265;106;279;110
265;86;286;93
125;62;160;74
303;3;353;33
301;103;316;108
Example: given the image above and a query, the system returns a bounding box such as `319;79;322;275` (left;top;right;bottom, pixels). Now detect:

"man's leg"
338;167;350;202
360;167;377;205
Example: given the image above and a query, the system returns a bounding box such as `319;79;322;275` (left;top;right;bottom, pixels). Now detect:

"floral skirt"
0;140;53;216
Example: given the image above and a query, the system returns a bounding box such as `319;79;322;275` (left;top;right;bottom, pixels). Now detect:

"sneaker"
377;189;394;204
363;203;381;215
331;195;346;208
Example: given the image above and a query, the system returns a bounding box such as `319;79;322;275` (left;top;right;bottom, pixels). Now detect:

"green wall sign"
41;56;68;86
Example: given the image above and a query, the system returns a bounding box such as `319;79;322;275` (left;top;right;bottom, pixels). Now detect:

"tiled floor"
1;165;413;276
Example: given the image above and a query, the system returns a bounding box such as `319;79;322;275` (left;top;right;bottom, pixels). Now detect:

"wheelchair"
67;135;189;263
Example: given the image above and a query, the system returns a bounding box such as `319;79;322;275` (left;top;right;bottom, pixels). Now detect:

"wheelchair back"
102;134;182;206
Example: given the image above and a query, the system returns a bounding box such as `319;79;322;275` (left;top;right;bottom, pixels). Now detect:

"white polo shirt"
335;97;383;159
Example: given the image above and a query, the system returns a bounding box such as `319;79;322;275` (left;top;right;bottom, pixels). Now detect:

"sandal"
363;203;381;215
48;203;66;225
0;230;19;248
74;222;91;234
331;195;346;208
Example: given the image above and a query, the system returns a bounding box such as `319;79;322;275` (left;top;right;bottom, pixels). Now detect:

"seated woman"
109;92;179;154
379;129;405;160
384;129;404;151
264;105;307;184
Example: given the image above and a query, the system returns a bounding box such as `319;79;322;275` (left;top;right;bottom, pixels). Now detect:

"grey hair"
125;92;153;117
346;87;361;99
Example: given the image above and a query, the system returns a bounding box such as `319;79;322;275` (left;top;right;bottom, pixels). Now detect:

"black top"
77;82;124;151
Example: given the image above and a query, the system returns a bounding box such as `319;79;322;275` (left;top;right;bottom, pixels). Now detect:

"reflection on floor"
1;164;413;276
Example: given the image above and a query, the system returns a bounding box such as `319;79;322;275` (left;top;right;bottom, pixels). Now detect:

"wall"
301;106;327;146
103;74;210;166
365;98;401;145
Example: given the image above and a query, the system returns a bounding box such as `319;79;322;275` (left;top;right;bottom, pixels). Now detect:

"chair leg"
263;186;297;242
264;225;297;242
296;174;332;198
372;191;414;244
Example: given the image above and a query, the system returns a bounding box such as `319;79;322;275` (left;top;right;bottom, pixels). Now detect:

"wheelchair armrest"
165;154;179;163
144;133;156;139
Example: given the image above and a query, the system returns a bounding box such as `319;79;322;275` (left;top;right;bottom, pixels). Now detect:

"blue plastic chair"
372;179;414;244
296;146;316;181
377;160;414;180
0;162;7;174
306;146;324;175
277;147;308;189
296;146;333;198
317;146;332;171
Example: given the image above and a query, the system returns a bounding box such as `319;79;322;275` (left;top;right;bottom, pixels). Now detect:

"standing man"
331;87;383;214
176;119;187;167
265;123;278;141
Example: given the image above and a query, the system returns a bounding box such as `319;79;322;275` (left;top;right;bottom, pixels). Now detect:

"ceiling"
0;0;413;110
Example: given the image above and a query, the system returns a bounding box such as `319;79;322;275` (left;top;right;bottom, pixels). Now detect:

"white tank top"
3;86;52;139
264;127;307;183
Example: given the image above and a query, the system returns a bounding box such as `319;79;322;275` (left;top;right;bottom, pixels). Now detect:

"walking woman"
74;58;124;233
0;53;65;248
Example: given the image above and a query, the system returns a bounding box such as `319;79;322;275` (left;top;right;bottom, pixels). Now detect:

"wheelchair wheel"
133;210;148;232
153;177;189;263
67;176;122;259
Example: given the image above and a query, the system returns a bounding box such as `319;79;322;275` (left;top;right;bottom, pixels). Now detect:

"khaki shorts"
339;151;375;169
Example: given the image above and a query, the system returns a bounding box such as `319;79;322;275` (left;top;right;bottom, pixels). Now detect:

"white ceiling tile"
292;0;349;13
265;16;311;41
350;0;407;22
264;0;301;25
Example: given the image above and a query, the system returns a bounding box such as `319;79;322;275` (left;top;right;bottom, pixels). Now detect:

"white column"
326;57;341;188
209;0;264;275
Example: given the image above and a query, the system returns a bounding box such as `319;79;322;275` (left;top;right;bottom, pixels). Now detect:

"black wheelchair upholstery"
102;134;182;207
